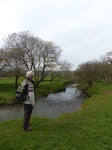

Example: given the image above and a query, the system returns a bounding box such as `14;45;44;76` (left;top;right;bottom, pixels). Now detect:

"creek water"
0;84;86;122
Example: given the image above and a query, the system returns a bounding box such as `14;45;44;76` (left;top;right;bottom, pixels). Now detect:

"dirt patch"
106;91;112;94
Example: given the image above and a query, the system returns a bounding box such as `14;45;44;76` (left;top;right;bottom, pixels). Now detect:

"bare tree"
4;50;25;87
3;31;73;87
100;51;112;64
96;61;112;83
74;60;99;86
50;60;73;80
100;52;112;82
0;49;5;76
74;55;112;86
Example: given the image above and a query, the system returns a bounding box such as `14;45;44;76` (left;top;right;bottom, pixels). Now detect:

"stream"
0;84;86;122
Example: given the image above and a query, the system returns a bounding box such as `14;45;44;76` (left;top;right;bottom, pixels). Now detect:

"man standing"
23;71;35;131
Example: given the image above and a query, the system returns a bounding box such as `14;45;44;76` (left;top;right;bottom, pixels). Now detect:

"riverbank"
0;77;67;105
0;82;112;149
0;85;85;122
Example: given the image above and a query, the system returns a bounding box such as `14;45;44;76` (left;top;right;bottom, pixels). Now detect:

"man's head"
26;71;34;79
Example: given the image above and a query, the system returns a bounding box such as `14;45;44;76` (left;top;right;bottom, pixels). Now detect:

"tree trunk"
15;75;18;88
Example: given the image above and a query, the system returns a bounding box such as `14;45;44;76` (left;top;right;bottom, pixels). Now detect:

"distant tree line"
0;31;73;88
74;52;112;86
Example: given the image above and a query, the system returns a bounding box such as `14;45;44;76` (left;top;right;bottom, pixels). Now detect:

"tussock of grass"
1;82;112;149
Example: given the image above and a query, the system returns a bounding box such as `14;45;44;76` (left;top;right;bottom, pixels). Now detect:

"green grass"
0;77;24;104
1;82;112;149
0;77;65;104
36;80;65;97
85;82;112;96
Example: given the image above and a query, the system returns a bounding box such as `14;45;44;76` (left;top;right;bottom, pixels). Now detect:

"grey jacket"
23;79;35;106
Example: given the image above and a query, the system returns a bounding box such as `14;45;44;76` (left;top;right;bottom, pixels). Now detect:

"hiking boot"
23;127;32;131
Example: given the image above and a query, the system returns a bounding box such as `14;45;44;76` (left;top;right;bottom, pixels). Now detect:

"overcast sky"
0;0;112;69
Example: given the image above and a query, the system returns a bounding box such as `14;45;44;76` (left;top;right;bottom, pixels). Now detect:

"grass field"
0;77;65;104
0;82;112;149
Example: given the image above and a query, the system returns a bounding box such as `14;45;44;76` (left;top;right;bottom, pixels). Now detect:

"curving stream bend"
0;84;86;122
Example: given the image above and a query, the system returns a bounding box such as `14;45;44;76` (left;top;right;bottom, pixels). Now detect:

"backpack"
15;80;28;103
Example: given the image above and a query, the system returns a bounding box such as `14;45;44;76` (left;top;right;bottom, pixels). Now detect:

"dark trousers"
23;104;33;129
